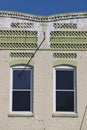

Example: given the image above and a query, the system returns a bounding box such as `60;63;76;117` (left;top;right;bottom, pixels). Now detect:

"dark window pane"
12;91;30;111
56;70;74;89
13;70;31;89
56;91;74;111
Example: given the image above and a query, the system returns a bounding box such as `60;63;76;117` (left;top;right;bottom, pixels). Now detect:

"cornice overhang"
0;10;87;22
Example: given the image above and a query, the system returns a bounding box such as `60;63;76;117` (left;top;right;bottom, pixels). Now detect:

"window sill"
8;113;34;117
52;112;78;118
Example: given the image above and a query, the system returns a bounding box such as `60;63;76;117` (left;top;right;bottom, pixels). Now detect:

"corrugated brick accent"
53;23;77;29
53;53;77;58
10;52;34;58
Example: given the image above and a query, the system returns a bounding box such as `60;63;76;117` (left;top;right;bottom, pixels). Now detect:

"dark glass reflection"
56;91;74;111
13;70;31;89
12;91;30;111
56;70;74;89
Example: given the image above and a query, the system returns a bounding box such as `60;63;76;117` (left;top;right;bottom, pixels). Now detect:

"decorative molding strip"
11;22;34;28
53;23;77;29
0;43;37;49
53;53;77;58
50;43;87;50
0;11;87;22
10;52;34;58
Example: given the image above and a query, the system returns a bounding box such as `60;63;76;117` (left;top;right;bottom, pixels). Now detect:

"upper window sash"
53;65;77;113
10;65;33;114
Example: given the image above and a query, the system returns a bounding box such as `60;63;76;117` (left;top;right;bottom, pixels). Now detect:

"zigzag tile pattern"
53;53;77;58
10;52;34;58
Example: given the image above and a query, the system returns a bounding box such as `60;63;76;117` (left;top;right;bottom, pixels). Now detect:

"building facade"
0;11;87;130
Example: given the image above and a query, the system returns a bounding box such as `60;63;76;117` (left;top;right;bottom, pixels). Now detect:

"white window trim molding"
9;65;34;116
53;65;77;116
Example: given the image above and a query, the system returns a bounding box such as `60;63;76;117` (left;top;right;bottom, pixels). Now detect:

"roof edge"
0;10;87;22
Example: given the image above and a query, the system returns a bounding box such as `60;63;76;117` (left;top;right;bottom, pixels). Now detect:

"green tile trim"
0;30;38;49
0;37;37;43
11;22;34;28
10;52;34;58
50;43;87;50
53;23;77;29
50;31;87;37
9;59;35;66
53;53;77;58
0;43;37;49
53;60;77;67
50;37;86;44
0;30;37;36
50;31;87;50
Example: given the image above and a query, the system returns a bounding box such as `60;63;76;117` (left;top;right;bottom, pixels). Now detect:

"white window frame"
53;65;77;114
9;65;33;115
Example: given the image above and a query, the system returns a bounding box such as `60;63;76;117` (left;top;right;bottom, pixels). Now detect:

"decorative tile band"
50;31;87;37
11;22;34;28
0;37;37;44
53;53;77;58
0;30;38;49
0;30;37;37
0;43;37;49
50;43;87;50
10;52;34;58
53;23;77;29
50;31;87;50
50;37;86;44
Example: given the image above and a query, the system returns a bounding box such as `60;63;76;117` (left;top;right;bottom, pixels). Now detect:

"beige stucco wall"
0;11;87;130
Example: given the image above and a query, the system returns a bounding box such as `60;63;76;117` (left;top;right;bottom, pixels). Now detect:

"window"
54;65;77;113
10;66;33;114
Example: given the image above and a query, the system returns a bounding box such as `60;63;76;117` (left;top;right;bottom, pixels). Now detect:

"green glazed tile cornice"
53;53;77;58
